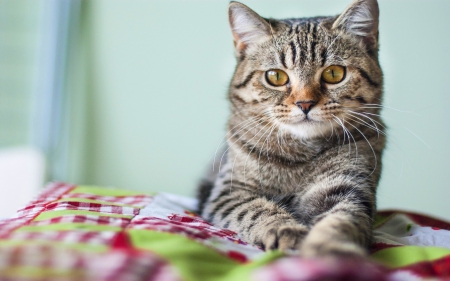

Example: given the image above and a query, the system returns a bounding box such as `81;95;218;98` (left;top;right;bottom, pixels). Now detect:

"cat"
197;0;385;258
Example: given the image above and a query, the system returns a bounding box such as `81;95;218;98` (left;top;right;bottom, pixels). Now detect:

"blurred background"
0;0;449;219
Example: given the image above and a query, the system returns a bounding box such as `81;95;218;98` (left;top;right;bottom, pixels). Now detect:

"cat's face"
228;0;382;140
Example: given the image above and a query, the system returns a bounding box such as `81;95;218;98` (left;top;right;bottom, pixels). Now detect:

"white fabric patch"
374;214;450;248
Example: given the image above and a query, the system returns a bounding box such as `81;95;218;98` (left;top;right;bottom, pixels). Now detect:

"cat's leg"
296;182;375;257
300;211;370;257
202;184;309;251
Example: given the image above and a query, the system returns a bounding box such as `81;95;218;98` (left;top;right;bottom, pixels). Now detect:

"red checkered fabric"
0;244;181;281
0;215;35;239
129;215;247;245
1;183;77;239
29;215;131;228
44;201;140;216
7;230;117;245
252;257;387;281
61;193;153;207
15;202;47;217
6;183;77;236
26;182;76;205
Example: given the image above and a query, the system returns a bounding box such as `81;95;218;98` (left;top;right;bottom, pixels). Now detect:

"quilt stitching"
29;215;132;228
44;201;141;216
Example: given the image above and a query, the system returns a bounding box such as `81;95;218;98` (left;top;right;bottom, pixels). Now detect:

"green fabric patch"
0;267;84;279
215;251;283;281
71;186;154;197
406;224;413;232
35;210;132;221
16;223;121;232
55;198;140;208
371;246;450;268
0;240;107;253
373;213;392;229
129;230;281;281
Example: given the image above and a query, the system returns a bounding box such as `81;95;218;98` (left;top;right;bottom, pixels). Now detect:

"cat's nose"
295;101;317;115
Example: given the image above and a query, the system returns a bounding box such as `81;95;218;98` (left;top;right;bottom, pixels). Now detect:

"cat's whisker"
347;113;414;184
217;119;262;173
347;113;386;139
347;110;386;129
332;120;341;144
332;115;351;150
346;117;388;166
334;116;347;146
347;110;383;132
239;117;277;188
359;104;423;117
213;116;260;171
219;113;271;173
248;122;278;190
314;122;328;140
326;120;334;141
281;126;289;152
275;127;288;156
342;119;359;163
346;109;383;118
332;116;349;155
330;117;342;153
258;123;278;188
351;110;433;151
403;126;433;151
348;116;386;137
265;125;278;159
338;116;357;159
344;120;378;177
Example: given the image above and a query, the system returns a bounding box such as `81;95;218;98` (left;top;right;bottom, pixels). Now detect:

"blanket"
0;182;449;281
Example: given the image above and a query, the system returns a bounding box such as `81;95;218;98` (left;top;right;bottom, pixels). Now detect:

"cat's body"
198;0;385;257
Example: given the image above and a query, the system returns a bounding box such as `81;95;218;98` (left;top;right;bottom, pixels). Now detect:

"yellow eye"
265;69;289;86
321;65;346;84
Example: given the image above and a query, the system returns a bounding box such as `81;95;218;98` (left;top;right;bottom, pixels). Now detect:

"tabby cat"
197;0;385;257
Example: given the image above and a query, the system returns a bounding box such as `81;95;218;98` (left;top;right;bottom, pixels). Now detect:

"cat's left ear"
332;0;379;49
228;2;272;53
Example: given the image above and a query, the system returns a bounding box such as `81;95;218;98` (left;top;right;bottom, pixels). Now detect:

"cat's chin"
279;121;333;140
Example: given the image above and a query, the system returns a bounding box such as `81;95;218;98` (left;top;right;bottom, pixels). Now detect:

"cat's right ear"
228;2;271;54
332;0;379;49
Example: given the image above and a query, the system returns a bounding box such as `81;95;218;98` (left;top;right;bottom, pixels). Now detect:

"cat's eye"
321;65;346;84
265;69;289;87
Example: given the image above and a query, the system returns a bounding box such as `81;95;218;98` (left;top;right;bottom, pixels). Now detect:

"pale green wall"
81;1;450;219
0;0;42;147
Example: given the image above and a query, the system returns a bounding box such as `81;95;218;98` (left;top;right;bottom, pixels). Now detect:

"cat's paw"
262;225;308;252
300;241;366;258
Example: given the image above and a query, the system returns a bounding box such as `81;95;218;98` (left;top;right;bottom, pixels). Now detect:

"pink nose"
295;101;317;114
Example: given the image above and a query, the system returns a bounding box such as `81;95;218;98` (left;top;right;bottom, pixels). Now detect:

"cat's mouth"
293;115;319;124
303;115;314;122
280;116;331;139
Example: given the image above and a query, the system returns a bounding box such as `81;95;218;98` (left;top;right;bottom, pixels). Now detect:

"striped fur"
198;0;385;257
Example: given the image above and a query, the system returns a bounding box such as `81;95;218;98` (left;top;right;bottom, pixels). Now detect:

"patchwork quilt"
0;182;449;281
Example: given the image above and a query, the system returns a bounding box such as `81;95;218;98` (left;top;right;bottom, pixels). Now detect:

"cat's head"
228;0;382;140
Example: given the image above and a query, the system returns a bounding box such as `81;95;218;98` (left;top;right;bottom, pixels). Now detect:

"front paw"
262;225;308;252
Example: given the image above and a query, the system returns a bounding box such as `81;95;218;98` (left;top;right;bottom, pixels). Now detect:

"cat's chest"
257;161;317;194
227;155;318;194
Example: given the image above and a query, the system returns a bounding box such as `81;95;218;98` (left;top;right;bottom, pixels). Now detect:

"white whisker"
344;120;378;177
212;116;259;170
218;112;270;173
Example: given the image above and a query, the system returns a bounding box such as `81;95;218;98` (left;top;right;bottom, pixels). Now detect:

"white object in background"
0;147;45;218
